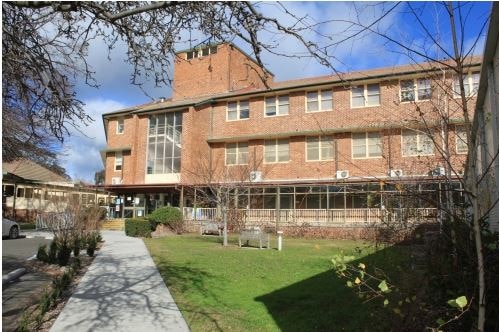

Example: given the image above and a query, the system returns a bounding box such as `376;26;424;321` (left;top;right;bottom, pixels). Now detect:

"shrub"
57;243;72;266
124;218;152;238
37;244;49;262
48;240;58;264
86;234;98;257
148;207;184;234
73;236;81;257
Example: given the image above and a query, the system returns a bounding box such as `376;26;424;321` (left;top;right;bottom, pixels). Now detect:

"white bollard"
277;231;283;251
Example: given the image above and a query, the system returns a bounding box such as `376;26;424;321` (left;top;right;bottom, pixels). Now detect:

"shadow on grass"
255;245;414;332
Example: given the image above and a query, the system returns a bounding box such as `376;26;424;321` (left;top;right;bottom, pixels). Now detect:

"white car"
2;218;20;239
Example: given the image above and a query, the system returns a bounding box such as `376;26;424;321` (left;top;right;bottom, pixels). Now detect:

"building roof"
102;55;482;119
2;159;70;184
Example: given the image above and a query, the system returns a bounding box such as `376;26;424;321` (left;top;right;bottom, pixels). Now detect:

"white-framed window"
352;132;382;158
227;100;250;121
116;117;124;134
306;136;334;161
351;83;380;108
265;95;289;116
306;90;333;112
114;151;123;171
455;125;468;154
453;71;480;97
400;78;431;102
225;142;249;165
264;139;289;163
186;46;217;60
146;112;182;174
402;129;435;156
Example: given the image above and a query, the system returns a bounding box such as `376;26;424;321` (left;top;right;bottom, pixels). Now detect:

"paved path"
50;231;189;332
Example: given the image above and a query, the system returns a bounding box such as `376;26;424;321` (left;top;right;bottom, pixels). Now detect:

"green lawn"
145;234;411;331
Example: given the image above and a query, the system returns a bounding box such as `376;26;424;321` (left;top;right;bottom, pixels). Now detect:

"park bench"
238;227;270;249
200;221;223;236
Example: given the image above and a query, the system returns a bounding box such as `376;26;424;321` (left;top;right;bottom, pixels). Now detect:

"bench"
201;222;223;236
238;227;270;249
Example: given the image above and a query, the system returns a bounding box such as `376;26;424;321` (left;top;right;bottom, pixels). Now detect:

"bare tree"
185;145;266;247
2;1;333;165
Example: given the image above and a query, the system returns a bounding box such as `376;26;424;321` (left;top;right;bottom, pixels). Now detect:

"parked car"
2;218;20;239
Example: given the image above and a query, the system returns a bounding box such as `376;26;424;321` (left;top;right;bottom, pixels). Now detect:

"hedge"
148;207;184;233
125;218;152;238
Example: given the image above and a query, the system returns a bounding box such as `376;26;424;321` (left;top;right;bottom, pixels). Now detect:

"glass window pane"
321;99;332;110
353;145;366;158
400;80;415;102
367;94;380;105
308;148;319;160
307;101;319;112
278;96;289;115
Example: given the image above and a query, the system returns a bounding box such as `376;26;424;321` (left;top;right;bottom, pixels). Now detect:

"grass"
145;234;413;332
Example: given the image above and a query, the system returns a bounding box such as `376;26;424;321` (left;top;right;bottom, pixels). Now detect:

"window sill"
350;104;381;109
226;118;250;122
264;114;289;118
351;156;383;160
305;109;332;114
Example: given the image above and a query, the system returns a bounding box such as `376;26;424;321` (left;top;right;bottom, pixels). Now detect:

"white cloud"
60;99;126;182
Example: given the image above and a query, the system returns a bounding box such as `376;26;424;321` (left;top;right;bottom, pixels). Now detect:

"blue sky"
60;1;492;182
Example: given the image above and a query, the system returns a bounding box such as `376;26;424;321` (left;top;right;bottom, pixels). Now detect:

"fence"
183;207;438;227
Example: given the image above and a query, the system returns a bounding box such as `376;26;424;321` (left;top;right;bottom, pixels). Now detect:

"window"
225;142;249;165
402;129;435;156
400;78;431;102
265;95;289;116
307;136;334;161
186;46;217;60
352;132;382;158
454;71;480;97
455;126;468;154
351;84;380;107
115;151;123;171
116;117;124;134
147;112;183;174
227;100;250;121
306;90;333;112
264;139;289;163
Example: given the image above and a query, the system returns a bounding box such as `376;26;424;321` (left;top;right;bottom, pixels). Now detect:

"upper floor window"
115;151;123;171
147;112;183;174
351;84;380;108
455;125;468;154
454;71;480;97
400;78;431;102
116;117;124;134
306;136;334;161
264;139;289;163
186;46;217;60
306;90;333;112
352;132;382;158
402;129;434;156
265;95;289;116
227;100;249;121
226;142;249;165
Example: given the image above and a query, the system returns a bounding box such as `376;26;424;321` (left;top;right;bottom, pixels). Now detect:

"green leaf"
359;270;365;279
383;299;389;307
358;263;366;269
405;297;411;303
455;296;467;308
354;277;361;285
346;281;353;288
436;318;446;326
447;299;458;308
378;280;389;293
398;300;403;306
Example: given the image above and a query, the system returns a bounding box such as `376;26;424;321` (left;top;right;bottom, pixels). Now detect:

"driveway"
2;237;52;274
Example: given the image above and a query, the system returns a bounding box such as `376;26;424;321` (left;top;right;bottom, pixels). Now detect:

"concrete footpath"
50;231;189;332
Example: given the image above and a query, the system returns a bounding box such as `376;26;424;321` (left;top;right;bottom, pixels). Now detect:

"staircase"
101;219;125;231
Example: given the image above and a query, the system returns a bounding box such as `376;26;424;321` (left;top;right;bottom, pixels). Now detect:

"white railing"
183;207;438;226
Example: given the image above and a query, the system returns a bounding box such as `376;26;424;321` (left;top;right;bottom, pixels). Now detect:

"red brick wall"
172;44;272;101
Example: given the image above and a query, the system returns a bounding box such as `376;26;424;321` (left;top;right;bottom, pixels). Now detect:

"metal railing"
183;207;438;226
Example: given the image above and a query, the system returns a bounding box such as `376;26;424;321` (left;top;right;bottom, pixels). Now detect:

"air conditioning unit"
111;177;123;185
336;170;349;179
437;167;446;176
389;169;403;177
249;171;263;182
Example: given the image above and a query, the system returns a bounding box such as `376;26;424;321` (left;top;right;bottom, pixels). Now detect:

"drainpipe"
275;187;280;232
12;183;17;222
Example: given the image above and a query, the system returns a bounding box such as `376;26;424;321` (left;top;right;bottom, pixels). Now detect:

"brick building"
102;43;480;221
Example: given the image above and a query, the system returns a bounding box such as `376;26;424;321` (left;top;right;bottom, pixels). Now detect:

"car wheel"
9;226;19;239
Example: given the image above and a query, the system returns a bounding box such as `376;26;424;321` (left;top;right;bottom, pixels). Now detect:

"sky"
59;1;492;183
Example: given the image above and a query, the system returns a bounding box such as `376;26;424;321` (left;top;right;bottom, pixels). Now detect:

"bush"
57;243;72;266
148;207;184;234
37;244;49;262
73;236;81;257
125;218;152;238
48;240;58;264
